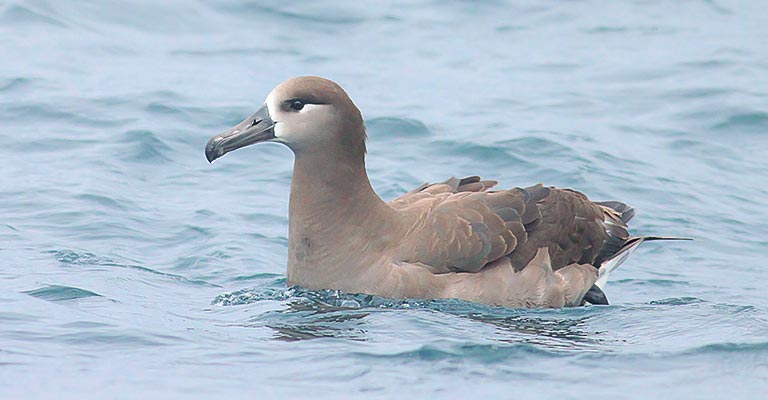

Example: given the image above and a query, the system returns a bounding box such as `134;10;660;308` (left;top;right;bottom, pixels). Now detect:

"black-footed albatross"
205;76;687;308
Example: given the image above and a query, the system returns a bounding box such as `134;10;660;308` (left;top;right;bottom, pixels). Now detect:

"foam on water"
1;0;767;398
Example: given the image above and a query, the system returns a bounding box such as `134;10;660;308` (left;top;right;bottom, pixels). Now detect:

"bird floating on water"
205;76;687;308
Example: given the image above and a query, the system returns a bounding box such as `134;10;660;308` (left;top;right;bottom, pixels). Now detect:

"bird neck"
286;149;397;289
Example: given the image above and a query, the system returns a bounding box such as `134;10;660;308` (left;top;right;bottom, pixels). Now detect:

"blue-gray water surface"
1;0;767;398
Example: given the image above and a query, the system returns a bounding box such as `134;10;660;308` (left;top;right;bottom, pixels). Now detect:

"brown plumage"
205;76;687;308
391;177;626;275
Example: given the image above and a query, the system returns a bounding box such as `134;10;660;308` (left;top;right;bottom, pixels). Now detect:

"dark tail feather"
605;236;693;266
640;236;694;242
595;235;692;290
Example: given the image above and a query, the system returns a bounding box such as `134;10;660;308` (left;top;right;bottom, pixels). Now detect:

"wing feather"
391;177;635;276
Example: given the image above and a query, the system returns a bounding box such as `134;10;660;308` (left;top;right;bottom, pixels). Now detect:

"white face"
265;88;334;150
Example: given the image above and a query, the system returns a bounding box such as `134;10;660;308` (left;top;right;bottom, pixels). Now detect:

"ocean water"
1;0;767;398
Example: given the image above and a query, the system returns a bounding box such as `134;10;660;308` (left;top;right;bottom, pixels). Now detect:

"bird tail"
594;236;692;290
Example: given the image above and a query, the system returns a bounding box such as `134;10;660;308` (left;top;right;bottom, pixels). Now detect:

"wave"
48;249;219;287
23;285;104;302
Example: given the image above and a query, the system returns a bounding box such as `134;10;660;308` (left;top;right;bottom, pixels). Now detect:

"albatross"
205;76;686;308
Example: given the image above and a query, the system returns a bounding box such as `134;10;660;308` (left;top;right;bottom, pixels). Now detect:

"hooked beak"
205;104;275;163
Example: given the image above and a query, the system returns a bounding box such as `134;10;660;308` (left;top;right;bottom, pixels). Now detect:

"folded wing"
390;176;630;275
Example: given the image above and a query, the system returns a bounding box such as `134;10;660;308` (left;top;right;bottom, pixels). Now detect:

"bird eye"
289;99;305;111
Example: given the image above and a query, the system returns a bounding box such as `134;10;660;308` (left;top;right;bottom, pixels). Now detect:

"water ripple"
354;342;565;363
212;2;366;25
367;117;432;139
49;250;220;287
0;4;67;28
23;285;104;302
649;297;705;305
0;77;38;92
429;140;531;168
117;130;173;164
683;341;768;355
712;111;768;133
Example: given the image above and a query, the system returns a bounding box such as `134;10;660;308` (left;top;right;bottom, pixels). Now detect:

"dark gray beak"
205;104;275;163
